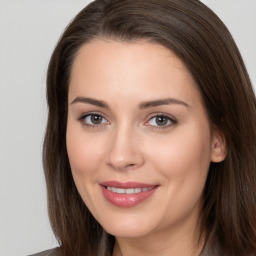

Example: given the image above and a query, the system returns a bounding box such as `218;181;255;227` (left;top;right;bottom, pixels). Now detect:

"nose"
106;125;144;171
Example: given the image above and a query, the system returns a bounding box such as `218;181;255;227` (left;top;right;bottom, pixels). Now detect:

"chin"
99;214;156;238
105;226;152;238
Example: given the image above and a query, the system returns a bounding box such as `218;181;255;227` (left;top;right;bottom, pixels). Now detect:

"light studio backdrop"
0;1;255;255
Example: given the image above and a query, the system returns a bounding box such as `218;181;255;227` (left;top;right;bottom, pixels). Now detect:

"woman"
31;0;256;255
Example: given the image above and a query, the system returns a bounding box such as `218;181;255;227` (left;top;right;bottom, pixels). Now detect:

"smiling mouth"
105;186;155;194
100;181;159;207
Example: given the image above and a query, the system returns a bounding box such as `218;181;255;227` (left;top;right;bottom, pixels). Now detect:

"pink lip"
100;181;159;208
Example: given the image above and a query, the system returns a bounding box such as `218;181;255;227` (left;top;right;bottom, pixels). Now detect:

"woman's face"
66;40;225;239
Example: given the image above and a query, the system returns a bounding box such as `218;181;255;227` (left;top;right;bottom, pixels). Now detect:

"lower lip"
101;186;158;208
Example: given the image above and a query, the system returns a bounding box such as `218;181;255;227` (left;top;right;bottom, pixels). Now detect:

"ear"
210;128;227;163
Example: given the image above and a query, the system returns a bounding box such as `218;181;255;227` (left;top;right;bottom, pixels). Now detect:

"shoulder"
28;248;59;256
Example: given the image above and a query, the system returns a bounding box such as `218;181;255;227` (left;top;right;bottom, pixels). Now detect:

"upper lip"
100;181;157;189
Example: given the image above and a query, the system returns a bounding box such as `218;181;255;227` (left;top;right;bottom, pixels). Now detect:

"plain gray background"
0;1;255;255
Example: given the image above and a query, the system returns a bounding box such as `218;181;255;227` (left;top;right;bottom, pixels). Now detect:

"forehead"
71;39;188;78
68;39;201;107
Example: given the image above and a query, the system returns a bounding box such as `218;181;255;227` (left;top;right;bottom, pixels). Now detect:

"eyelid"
78;112;110;127
77;111;177;129
144;113;177;129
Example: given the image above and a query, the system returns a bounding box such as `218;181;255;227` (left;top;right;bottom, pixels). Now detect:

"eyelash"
78;113;177;129
145;114;177;130
78;113;109;128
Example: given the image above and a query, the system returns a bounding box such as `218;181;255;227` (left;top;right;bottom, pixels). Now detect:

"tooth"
106;186;155;194
116;188;125;194
134;188;142;193
125;188;134;194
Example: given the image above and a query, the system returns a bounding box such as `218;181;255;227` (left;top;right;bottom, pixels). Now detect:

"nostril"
126;163;138;169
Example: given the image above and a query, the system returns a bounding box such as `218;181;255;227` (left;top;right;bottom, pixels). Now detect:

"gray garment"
28;248;59;256
201;240;223;256
28;243;221;256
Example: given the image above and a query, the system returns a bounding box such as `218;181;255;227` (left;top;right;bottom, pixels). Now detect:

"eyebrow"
71;97;190;109
139;98;190;109
71;97;109;108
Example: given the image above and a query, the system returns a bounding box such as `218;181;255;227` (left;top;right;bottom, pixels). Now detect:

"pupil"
156;116;168;126
91;115;102;124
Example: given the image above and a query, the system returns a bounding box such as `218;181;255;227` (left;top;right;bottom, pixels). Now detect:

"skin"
66;39;226;256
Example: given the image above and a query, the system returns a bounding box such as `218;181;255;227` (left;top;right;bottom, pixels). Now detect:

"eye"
78;113;109;127
146;114;177;129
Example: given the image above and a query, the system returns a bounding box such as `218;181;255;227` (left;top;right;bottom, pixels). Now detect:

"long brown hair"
43;0;256;255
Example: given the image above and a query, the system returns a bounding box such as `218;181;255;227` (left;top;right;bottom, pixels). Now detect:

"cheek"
143;125;212;224
66;122;105;181
146;123;212;191
66;122;109;217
